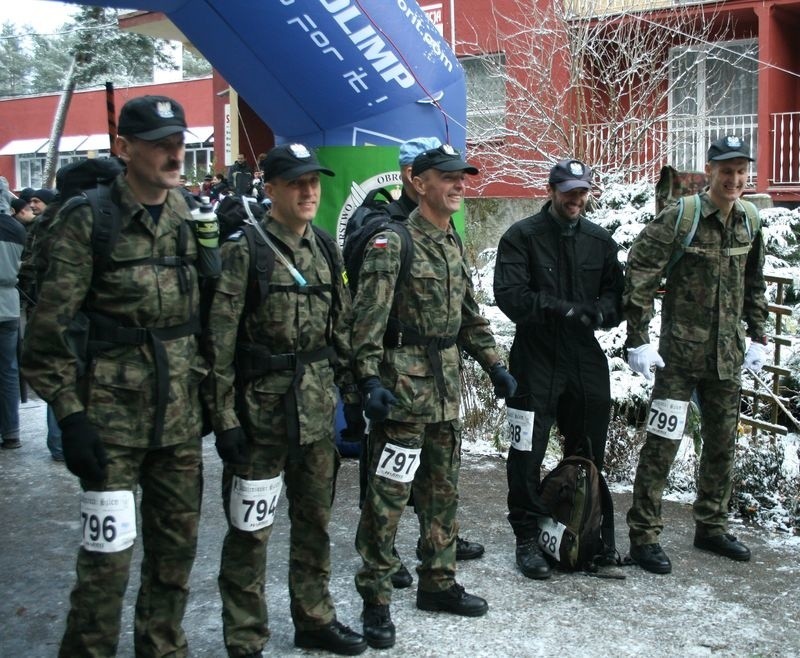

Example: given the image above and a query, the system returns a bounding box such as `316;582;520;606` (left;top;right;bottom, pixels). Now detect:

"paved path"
2;399;799;657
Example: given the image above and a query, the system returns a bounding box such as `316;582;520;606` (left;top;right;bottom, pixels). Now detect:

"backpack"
665;193;761;277
341;186;413;296
29;157;126;291
341;186;465;296
214;195;339;313
536;455;617;572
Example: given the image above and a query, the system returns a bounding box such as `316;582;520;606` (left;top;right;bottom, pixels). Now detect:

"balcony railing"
574;114;758;185
771;112;800;186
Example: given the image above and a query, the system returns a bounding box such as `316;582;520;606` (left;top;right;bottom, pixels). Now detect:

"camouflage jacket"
205;216;356;444
623;191;768;380
352;208;500;423
21;174;207;447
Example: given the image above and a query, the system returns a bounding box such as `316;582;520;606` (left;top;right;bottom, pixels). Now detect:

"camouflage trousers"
355;419;461;604
218;435;340;657
59;438;203;658
627;367;741;546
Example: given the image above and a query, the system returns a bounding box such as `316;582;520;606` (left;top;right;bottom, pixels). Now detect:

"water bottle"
190;196;221;278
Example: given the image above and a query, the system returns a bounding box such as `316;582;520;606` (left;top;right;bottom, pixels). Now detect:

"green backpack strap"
665;193;701;277
735;198;761;240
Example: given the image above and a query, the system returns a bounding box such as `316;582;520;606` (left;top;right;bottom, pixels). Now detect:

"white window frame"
461;53;507;144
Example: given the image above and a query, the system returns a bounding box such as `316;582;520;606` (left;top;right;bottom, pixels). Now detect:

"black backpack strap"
85;183;122;277
242;223;275;313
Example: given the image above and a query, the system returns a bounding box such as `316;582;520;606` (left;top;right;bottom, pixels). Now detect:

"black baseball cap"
118;95;188;141
262;143;334;181
548;159;592;192
707;135;754;162
411;144;479;177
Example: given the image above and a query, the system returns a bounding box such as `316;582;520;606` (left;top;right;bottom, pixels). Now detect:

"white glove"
626;344;665;382
743;341;768;373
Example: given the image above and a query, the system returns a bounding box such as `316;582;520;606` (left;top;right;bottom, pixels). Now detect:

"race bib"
80;490;137;553
507;407;534;451
535;517;566;561
375;443;422;483
647;398;689;440
230;475;283;532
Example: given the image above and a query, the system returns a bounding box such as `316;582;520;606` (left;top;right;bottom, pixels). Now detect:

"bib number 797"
375;443;422;483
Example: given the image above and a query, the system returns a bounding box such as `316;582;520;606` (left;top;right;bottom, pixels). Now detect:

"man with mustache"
623;136;768;573
22;95;210;657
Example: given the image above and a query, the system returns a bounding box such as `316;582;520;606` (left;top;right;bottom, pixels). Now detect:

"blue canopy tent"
58;0;466;148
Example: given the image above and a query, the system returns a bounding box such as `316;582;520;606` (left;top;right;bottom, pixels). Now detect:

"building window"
668;38;758;172
461;53;507;143
183;145;214;183
17;153;89;189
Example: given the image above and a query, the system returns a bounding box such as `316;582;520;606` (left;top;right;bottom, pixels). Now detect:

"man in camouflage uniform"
624;136;769;574
353;144;516;649
22;95;210;656
205;143;366;657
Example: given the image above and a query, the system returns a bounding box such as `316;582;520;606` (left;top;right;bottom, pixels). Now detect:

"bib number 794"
230;475;283;531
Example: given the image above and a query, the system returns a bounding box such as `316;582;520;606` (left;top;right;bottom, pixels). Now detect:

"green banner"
315;145;465;244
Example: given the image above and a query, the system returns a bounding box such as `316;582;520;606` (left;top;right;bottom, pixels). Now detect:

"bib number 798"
375;443;422;483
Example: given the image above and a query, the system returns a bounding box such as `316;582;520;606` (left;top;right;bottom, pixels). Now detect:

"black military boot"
694;532;751;561
294;619;367;655
391;546;413;589
515;539;552;580
416;582;488;617
456;535;485;560
629;542;672;574
362;603;396;649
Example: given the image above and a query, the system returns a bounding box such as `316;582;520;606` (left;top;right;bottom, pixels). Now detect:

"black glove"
551;299;601;328
215;427;250;465
59;412;109;482
340;402;366;441
489;362;517;398
360;377;398;422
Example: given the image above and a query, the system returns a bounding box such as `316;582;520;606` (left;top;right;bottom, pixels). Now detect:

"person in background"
0;199;26;449
623;136;768;574
28;188;55;217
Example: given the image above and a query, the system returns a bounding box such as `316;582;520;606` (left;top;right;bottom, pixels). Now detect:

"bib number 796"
80;490;137;553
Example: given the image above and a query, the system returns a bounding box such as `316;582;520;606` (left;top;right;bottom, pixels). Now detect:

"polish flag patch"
373;236;389;248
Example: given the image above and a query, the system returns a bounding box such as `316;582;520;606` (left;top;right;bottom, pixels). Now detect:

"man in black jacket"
493;159;623;579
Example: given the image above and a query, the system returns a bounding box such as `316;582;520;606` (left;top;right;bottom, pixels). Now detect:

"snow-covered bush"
467;179;800;532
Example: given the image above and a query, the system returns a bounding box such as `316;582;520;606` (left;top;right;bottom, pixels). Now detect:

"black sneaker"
1;439;21;449
362;603;395;649
456;535;485;561
416;582;488;617
391;546;413;589
294;620;367;655
629;542;672;574
694;533;751;562
515;539;552;580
